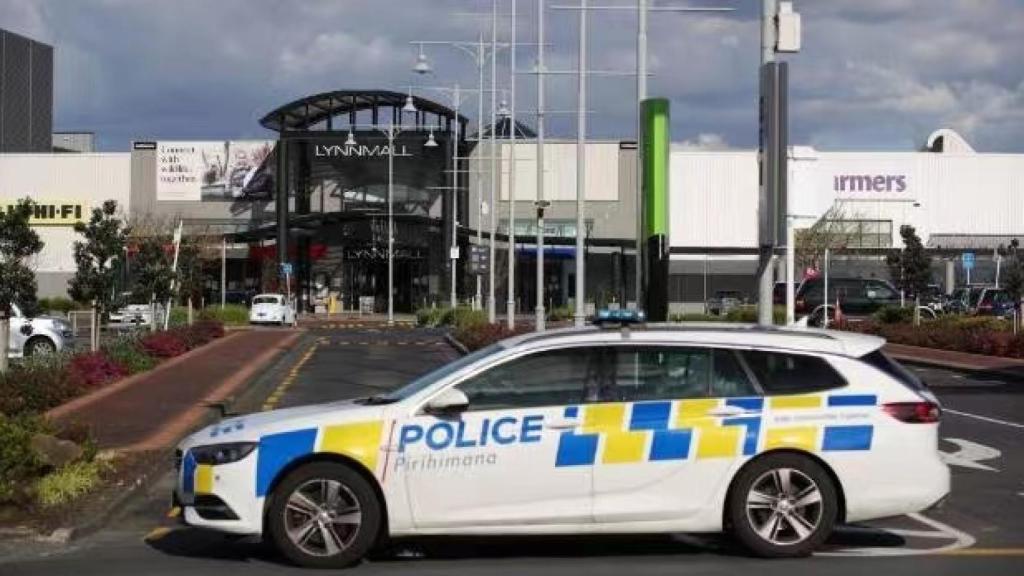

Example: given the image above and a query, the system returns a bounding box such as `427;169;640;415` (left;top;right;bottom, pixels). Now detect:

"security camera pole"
757;0;799;326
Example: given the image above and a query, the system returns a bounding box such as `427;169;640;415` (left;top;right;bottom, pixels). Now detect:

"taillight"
883;401;941;423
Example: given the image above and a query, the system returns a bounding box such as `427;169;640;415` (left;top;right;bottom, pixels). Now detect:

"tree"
130;235;175;304
69;200;130;317
0;198;44;372
885;225;932;300
1003;239;1024;312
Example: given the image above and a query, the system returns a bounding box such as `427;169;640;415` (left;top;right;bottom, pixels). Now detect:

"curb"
45;331;244;421
24;331;306;545
887;353;1024;383
123;330;303;452
444;332;469;356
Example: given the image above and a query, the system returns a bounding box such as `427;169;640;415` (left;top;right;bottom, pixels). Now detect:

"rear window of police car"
742;350;846;395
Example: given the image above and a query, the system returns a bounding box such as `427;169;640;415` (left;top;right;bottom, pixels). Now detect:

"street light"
403;93;418;114
425;130;439;148
413;46;433;75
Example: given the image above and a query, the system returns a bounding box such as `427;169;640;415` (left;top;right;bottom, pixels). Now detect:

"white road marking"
817;512;975;557
944;408;1024;429
939;438;1002;472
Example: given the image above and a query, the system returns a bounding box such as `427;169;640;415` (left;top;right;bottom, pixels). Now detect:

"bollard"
90;301;98;352
187;297;194;326
0;313;9;374
914;296;921;327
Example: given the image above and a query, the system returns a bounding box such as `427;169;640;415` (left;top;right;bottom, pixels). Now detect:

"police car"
174;320;949;568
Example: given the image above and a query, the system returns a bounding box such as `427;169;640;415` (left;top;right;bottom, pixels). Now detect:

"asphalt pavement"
2;325;1022;575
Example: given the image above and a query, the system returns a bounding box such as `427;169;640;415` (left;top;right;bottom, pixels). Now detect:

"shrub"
102;335;157;374
452;323;528;352
0;354;76;416
547;306;574;322
35;460;105;507
416;306;447;327
140;330;188;358
199;304;249;326
445;307;487;329
66;352;128;390
0;414;47;504
873;306;914;324
36;297;78;315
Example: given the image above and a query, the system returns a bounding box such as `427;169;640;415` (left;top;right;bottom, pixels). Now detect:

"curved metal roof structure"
259;89;468;132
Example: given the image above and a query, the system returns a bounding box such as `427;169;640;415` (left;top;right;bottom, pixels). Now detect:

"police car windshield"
372;342;505;403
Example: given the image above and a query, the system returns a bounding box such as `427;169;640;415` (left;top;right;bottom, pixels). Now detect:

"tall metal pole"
387;126;395;326
757;0;778;326
535;0;547;331
507;0;518;329
635;0;647;311
574;0;588;327
451;86;461;309
786;214;795;324
476;32;486;311
488;0;499;324
221;236;226;309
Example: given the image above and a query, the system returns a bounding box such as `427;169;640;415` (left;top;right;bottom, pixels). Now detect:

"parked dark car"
974;287;1016;317
795;277;901;325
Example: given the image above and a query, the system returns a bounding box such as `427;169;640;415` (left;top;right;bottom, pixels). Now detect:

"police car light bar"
593;309;646;326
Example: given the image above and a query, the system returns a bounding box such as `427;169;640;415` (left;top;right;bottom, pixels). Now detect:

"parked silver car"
5;303;74;358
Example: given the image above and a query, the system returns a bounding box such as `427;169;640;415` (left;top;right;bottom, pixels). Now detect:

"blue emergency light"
593;309;646;325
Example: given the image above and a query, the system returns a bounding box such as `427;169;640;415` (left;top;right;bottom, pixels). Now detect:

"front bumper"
174;448;264;535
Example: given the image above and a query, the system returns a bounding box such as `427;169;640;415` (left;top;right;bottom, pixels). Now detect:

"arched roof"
259;89;468;132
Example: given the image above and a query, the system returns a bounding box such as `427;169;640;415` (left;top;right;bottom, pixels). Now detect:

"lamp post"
506;0;518;330
411;32;504;313
535;0;547;331
551;1;732;325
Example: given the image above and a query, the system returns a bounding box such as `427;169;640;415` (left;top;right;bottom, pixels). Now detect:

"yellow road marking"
261;341;320;411
144;526;173;542
166;506;181;518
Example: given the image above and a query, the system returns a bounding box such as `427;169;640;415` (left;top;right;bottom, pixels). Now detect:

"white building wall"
0;154;131;277
669;145;1024;251
670;149;758;249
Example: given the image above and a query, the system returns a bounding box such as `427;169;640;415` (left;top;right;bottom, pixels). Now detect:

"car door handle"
545;418;581;430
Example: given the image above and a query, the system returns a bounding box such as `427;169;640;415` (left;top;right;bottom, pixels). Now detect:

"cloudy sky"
2;0;1022;152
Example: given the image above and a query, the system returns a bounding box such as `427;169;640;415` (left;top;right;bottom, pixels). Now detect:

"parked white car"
249;294;296;326
174;322;948;568
5;303;74;358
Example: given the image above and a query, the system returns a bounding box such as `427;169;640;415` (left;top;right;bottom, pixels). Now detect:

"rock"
30;434;83;468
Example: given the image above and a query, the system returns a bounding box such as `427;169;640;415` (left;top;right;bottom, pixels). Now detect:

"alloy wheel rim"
284;479;362;557
32;340;55;355
746;467;823;546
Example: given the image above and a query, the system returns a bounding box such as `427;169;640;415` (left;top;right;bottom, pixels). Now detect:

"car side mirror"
425;388;469;415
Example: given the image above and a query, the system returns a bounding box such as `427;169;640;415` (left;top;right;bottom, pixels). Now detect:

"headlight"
190;442;257;465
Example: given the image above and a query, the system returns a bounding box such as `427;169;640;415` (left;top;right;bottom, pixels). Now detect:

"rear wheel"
267;462;381;569
727;453;838;558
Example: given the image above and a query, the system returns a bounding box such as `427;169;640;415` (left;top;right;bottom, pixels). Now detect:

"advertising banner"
156;140;274;201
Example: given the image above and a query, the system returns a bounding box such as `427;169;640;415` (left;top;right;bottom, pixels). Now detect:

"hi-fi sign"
1;202;85;226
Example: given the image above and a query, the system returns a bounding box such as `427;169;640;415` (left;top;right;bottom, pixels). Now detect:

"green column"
641;98;670;320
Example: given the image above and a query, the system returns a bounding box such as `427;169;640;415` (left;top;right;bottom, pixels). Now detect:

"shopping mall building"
2;84;1023;313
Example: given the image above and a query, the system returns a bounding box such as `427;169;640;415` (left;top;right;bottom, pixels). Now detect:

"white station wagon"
248;294;296;326
174;323;949;568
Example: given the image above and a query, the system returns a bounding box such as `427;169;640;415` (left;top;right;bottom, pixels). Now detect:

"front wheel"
26;336;57;357
727;453;838;558
267;462;382;569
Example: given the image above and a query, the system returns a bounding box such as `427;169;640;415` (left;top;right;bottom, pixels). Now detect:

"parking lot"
1;324;1022;575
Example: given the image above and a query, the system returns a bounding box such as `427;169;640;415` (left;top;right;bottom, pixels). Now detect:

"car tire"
727;453;838;558
267;462;382;569
25;336;57;357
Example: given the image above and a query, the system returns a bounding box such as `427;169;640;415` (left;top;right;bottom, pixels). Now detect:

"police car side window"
455;348;596;411
741;350;846;395
610;347;710;402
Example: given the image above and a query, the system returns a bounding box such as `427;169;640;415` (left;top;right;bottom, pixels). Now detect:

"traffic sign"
962;252;975;271
467;245;489;275
279;262;293;276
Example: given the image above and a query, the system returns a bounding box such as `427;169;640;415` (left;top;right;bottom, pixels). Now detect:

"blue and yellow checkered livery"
555;394;876;467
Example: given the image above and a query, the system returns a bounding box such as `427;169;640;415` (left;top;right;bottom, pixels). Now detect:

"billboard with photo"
156;140;274;201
